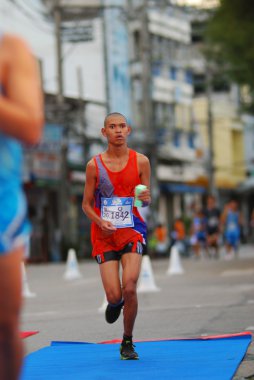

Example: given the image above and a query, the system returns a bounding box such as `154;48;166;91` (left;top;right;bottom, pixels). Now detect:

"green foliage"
205;0;254;112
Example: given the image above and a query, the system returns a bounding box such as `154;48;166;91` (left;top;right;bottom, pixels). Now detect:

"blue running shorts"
0;189;31;255
225;230;240;249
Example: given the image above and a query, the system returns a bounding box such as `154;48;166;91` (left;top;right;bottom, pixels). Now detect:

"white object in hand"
134;184;147;207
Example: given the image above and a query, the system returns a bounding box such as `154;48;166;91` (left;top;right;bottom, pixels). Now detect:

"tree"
206;0;254;112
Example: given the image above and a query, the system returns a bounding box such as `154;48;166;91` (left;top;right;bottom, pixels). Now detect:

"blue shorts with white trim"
0;189;31;255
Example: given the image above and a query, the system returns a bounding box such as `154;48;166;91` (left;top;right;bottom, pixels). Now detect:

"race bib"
101;197;134;228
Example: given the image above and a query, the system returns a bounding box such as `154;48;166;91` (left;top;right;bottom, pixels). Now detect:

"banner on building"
24;124;63;182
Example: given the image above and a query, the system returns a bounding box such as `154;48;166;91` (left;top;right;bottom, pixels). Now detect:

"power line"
22;0;50;19
7;0;54;34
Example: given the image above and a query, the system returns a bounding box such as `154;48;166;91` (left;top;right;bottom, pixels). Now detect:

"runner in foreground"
82;112;151;360
0;32;43;380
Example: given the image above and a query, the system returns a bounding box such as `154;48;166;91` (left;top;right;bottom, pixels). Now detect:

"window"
170;66;177;80
185;70;193;85
173;130;181;147
193;73;206;95
191;21;206;44
133;30;141;61
152;62;162;77
188;132;196;149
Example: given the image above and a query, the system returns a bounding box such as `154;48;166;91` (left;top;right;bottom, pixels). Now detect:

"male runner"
0;33;43;380
82;112;151;360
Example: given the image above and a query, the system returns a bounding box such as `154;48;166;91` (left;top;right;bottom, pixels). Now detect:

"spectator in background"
189;207;206;259
154;223;169;256
171;217;187;256
221;200;243;259
250;208;254;243
204;195;221;259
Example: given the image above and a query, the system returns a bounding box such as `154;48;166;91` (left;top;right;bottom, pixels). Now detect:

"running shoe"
120;339;139;360
105;300;124;324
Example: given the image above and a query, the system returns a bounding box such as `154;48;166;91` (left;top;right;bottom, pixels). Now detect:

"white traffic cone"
138;255;160;292
63;248;82;280
167;245;184;275
22;262;36;298
98;294;108;313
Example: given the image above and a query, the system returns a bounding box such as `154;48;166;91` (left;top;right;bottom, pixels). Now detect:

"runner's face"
102;116;130;145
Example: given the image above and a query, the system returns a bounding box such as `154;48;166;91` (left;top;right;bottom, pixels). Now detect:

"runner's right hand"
99;220;117;235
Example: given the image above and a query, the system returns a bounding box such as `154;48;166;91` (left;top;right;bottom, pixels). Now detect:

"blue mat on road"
21;333;252;380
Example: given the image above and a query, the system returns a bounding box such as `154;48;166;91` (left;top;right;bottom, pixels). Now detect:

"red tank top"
91;149;147;257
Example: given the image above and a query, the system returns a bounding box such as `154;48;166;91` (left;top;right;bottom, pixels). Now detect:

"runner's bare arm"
82;160;116;232
0;35;44;144
82;160;100;225
137;153;151;205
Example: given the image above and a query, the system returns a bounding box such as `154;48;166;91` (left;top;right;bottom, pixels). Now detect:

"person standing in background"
221;200;243;259
0;32;44;380
249;208;254;243
154;223;169;256
204;195;221;259
170;217;187;256
190;207;206;259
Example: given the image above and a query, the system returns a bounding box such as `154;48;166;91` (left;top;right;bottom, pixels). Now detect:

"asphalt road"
21;245;254;379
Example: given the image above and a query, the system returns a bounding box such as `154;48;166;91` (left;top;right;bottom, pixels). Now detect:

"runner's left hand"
138;188;151;206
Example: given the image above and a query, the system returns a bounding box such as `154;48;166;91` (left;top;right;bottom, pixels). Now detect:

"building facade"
128;2;207;229
188;7;246;207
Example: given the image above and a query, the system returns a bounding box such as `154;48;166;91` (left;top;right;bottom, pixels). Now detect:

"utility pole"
54;1;64;104
53;0;69;256
101;1;110;115
77;66;85;130
76;66;89;166
206;65;216;195
140;0;159;228
140;0;152;132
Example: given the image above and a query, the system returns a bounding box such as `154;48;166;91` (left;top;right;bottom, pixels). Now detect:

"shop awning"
160;183;205;194
237;176;254;193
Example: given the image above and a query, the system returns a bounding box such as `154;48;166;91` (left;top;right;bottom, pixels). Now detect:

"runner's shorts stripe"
95;241;146;264
0;190;31;255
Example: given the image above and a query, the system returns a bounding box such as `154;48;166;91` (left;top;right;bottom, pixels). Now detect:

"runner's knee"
123;280;137;301
106;289;122;305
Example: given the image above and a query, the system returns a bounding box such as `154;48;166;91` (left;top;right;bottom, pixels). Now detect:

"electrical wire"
7;0;54;34
22;0;49;17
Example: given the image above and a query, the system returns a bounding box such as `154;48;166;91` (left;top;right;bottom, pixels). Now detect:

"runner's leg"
0;246;23;380
121;253;142;337
99;260;122;304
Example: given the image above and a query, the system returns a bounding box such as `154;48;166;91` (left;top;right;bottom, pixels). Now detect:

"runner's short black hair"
104;112;127;127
